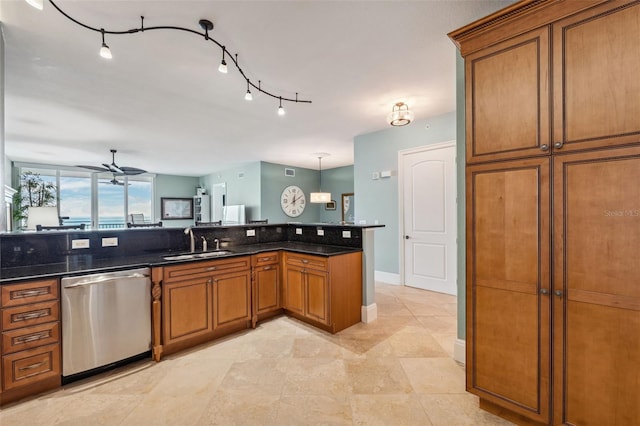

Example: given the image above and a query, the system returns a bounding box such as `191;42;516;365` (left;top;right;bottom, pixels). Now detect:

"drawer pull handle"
206;267;217;271
15;331;50;344
263;266;271;271
14;310;49;322
302;259;309;264
19;361;46;371
258;257;273;262
12;289;49;299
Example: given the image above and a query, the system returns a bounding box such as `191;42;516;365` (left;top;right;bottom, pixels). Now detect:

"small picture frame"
325;200;337;210
161;197;194;220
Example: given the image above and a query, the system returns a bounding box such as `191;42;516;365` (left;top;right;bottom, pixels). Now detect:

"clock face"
281;185;306;217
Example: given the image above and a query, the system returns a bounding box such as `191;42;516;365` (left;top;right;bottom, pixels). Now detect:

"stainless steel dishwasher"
61;267;151;378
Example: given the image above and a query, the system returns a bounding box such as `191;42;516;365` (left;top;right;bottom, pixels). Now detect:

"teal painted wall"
199;162;262;221
155;174;200;228
354;112;457;275
319;165;354;224
455;52;466;340
260;161;321;223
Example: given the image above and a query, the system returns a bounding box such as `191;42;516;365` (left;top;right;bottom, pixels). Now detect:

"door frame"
398;140;457;288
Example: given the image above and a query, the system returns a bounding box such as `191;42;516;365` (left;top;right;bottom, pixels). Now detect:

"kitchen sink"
163;251;233;261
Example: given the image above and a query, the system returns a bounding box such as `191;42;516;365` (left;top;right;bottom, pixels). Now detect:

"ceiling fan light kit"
25;0;311;116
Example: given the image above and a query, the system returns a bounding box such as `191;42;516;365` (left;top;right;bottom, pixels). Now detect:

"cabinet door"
254;264;280;315
305;269;329;325
213;270;251;330
466;157;551;423
465;27;550;164
163;278;213;345
552;1;640;154
283;265;305;316
553;146;640;425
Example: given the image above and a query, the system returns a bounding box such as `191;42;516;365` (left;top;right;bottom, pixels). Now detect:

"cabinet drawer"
1;279;58;307
285;253;327;271
2;322;60;355
252;251;280;267
164;256;251;282
1;301;60;331
2;344;61;391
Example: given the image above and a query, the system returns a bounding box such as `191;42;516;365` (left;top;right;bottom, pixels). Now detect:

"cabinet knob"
405;235;410;240
540;144;549;151
554;290;563;298
554;141;564;149
540;288;549;295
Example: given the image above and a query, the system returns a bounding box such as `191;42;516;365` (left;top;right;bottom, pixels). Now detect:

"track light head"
218;47;228;73
99;30;112;59
278;97;285;116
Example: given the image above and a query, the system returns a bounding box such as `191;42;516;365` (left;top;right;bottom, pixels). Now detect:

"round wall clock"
280;185;306;217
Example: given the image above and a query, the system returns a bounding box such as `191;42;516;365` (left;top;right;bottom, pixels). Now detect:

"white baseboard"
361;303;378;323
375;271;401;285
454;338;466;365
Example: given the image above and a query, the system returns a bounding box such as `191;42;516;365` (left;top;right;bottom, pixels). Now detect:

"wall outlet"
246;229;256;237
374;219;379;225
359;220;367;225
342;230;351;238
317;229;324;236
102;237;118;247
380;170;392;178
71;239;90;249
296;228;303;235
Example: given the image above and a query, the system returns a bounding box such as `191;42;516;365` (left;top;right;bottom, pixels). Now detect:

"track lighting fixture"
218;47;228;74
388;102;414;126
27;0;311;111
99;29;112;59
25;0;43;10
244;80;253;101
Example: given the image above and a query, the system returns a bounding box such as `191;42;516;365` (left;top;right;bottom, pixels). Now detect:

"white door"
401;143;457;295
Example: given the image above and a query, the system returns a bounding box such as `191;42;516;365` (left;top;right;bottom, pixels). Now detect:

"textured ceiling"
1;0;514;176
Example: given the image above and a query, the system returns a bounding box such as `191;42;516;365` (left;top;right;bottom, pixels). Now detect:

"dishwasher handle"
63;272;150;289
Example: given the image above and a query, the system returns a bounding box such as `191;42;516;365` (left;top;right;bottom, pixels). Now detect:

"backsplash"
0;224;364;268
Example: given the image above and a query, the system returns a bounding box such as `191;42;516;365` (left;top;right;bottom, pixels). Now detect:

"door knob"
405;235;410;239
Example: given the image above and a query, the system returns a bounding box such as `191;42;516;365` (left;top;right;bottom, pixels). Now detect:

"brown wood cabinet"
251;252;282;326
159;256;252;355
451;1;640;424
0;278;61;405
283;251;362;333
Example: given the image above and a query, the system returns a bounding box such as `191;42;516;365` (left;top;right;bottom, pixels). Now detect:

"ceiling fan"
78;149;146;175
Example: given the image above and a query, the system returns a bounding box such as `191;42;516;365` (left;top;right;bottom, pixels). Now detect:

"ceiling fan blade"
118;166;147;175
78;165;109;172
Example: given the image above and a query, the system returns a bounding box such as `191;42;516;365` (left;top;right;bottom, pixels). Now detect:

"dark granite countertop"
0;242;361;283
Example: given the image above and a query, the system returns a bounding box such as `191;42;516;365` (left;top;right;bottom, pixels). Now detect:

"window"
15;164;155;229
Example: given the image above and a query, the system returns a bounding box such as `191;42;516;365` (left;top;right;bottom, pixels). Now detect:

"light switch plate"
246;229;256;237
296;228;303;235
317;229;324;236
342;230;351;238
71;239;90;249
102;237;118;247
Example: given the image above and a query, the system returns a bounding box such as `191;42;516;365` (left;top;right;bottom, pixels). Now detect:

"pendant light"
388;102;414;126
310;154;331;203
99;29;112;59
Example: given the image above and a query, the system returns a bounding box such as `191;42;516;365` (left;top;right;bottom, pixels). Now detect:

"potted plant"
12;171;57;229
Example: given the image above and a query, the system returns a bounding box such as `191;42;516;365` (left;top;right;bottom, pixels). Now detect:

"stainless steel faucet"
201;236;208;252
184;227;195;253
214;238;220;251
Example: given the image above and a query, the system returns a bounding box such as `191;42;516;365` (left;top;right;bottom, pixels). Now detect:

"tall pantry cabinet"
449;1;640;425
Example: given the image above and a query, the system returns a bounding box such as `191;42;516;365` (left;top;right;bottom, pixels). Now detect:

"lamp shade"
387;102;414;126
310;192;332;203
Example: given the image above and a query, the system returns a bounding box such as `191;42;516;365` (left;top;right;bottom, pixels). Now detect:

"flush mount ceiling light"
310;154;332;203
388;102;415;126
25;0;311;114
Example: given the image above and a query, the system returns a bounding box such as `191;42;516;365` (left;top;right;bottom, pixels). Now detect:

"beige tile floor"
0;283;514;425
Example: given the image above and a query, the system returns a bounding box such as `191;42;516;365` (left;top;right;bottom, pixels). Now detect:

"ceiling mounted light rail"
388;102;414;126
25;0;312;115
310;154;331;203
